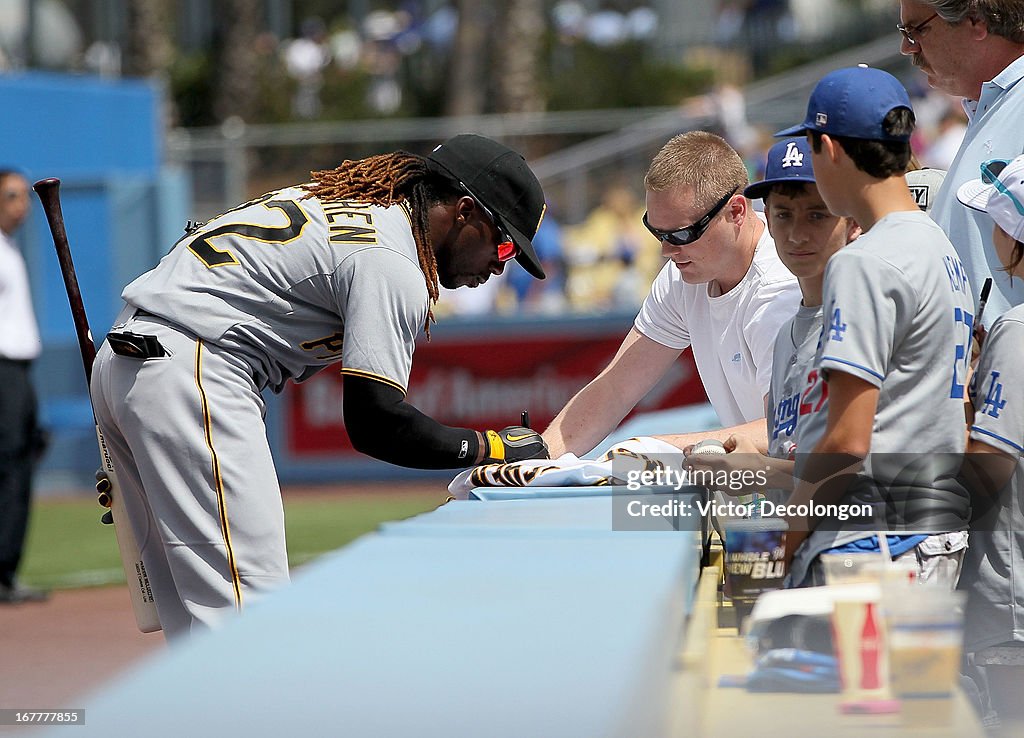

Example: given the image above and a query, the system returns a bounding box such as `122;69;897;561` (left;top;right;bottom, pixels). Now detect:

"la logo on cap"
781;141;804;168
815;112;828;126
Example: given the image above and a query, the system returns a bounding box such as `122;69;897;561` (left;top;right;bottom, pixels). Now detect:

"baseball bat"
32;178;161;633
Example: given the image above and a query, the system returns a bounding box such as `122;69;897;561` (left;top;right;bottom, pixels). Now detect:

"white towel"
447;436;685;500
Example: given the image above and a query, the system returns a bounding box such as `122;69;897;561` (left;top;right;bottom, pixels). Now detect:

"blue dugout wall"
1;72;190;490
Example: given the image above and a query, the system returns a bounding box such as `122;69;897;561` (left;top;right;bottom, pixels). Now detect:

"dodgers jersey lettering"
970;305;1024;455
767;304;822;459
122;189;429;394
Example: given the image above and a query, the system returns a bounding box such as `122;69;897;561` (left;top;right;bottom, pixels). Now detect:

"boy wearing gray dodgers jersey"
957;155;1024;721
91;135;551;637
762;166;941;464
688;156;945;489
776;67;973;586
752;138;859;462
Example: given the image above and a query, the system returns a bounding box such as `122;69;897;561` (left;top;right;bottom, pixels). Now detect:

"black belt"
0;357;32;368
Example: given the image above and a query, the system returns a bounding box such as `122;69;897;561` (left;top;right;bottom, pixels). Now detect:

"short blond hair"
644;131;749;209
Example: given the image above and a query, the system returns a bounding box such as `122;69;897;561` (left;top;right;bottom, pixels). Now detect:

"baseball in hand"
689;439;726;456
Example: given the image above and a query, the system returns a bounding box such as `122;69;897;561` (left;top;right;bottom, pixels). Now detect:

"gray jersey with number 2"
123;187;430;394
93;188;433;637
789;211;975;585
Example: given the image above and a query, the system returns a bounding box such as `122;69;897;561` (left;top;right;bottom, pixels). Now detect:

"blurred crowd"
436;183;663;319
277;2;661;119
2;1;956;321
439;79;969;320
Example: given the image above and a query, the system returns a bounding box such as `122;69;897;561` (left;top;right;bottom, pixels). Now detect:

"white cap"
905;167;946;213
957;155;1024;242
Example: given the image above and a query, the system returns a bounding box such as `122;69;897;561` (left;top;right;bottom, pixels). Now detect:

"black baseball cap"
426;134;548;279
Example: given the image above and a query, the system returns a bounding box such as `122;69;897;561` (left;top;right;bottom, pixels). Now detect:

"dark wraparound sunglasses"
458;182;519;262
642;186;738;246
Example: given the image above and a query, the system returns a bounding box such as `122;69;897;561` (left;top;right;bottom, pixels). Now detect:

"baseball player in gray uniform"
957;155;1024;721
90;134;550;637
777;67;973;587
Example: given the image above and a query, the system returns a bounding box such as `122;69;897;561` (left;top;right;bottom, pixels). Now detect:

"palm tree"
495;0;545;114
213;0;262;122
123;0;173;78
445;0;488;117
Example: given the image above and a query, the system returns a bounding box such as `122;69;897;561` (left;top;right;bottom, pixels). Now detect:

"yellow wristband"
485;430;505;462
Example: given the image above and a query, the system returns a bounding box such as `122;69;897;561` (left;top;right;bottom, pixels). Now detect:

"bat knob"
32;177;61;193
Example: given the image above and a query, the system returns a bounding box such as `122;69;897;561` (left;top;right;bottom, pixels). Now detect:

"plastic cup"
882;586;965;728
820;552;888;585
831;594;898;712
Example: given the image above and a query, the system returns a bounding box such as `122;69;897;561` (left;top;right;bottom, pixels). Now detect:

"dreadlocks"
304;152;443;335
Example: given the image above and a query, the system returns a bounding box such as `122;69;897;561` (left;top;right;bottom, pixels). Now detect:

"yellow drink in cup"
883;587;965;728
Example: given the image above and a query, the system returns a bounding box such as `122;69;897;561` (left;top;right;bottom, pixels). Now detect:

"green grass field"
19;491;441;589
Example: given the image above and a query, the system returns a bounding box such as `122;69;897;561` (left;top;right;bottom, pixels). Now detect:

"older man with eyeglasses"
897;1;1024;327
543;131;801;458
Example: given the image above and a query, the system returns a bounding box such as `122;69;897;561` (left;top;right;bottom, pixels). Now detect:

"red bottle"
859;602;881;690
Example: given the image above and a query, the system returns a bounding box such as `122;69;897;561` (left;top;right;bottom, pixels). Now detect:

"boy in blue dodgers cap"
956;155;1024;724
687;138;860;500
776;66;973;588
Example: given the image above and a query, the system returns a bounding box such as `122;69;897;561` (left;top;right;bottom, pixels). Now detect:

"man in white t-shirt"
543;132;801;457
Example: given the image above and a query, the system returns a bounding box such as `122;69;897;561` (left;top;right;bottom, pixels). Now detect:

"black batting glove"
95;470;114;524
482;426;549;463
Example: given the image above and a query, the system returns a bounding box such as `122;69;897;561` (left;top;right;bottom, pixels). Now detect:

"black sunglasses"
457;182;519;261
643;187;738;246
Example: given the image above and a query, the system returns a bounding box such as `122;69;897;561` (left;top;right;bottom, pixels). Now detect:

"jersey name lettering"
943;255;970;295
323;202;378;245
